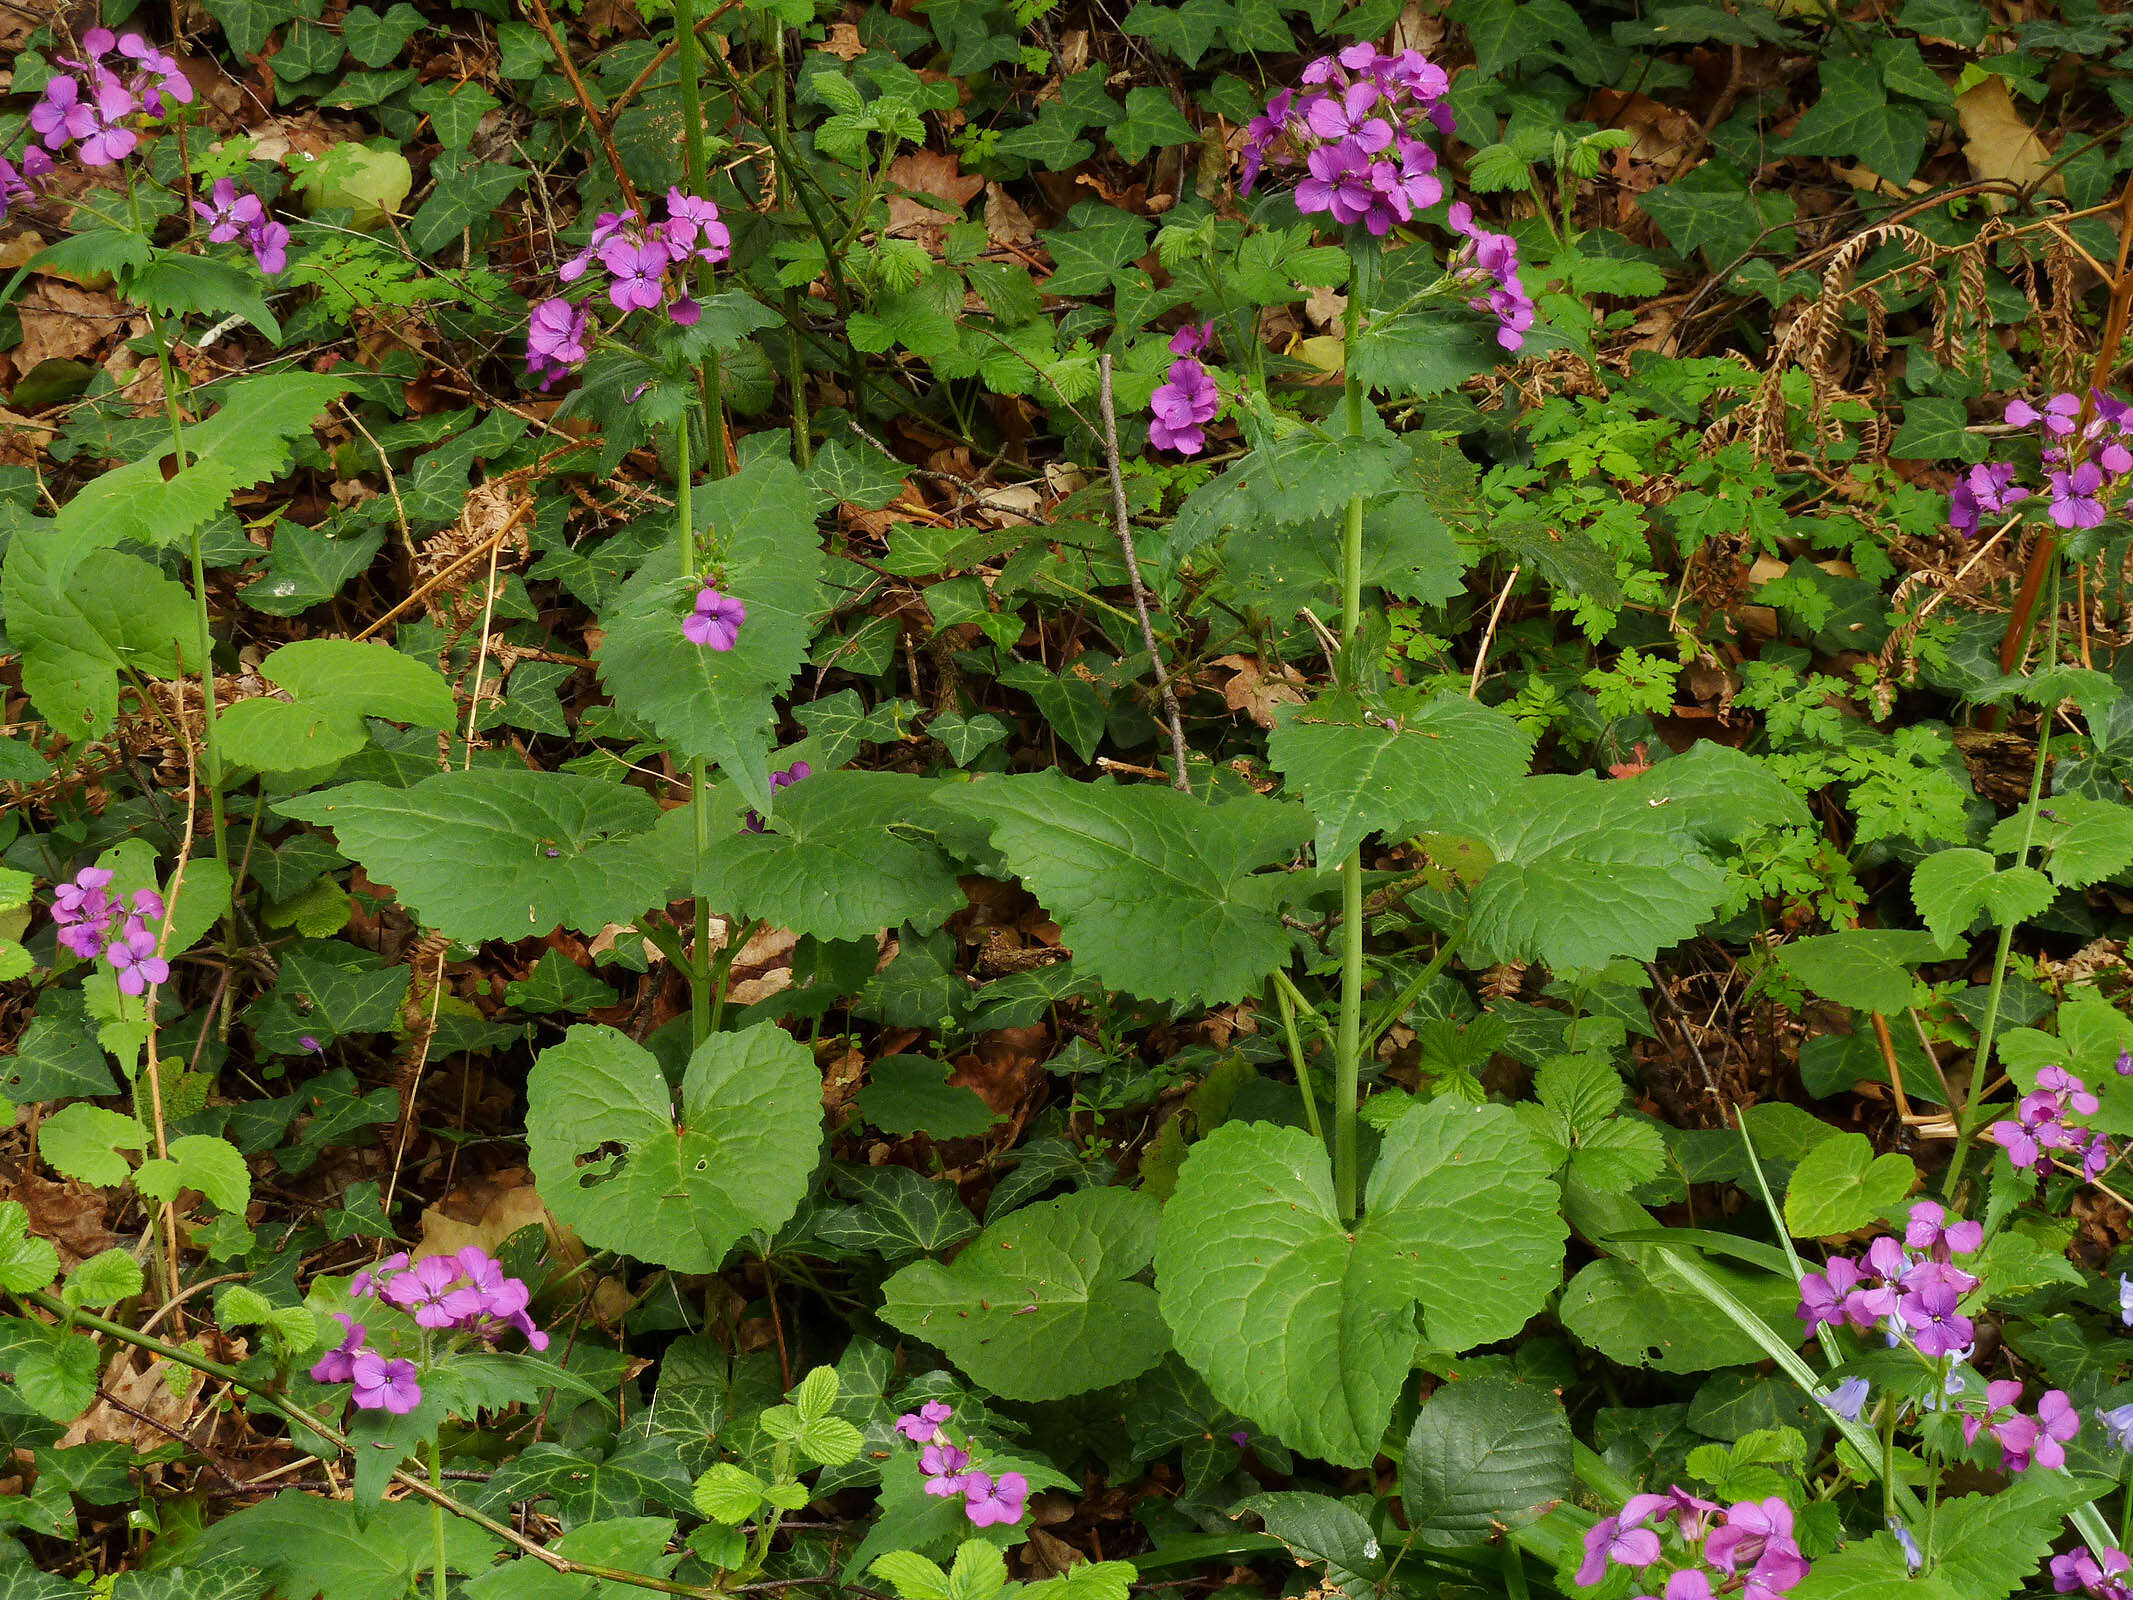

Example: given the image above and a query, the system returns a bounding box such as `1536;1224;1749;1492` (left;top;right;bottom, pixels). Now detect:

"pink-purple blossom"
526;298;590;390
350;1349;422;1414
350;1246;547;1351
1991;1064;2114;1184
683;586;746;650
743;761;813;833
1149;355;1220;456
960;1471;1028;1528
896;1400;953;1443
49;867;172;995
30;29;194;169
1573;1491;1812;1599
2054;1546;2133;1600
309;1314;368;1383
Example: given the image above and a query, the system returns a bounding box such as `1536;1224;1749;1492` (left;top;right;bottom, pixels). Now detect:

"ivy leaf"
1909;848;2054;944
1268;690;1534;859
408;162;527;255
408;81;499;150
2;543;195;741
199;0;298;55
276;940;413;1040
1636;160;1798;265
595;456;822;813
936;772;1310;1006
818;1164;981;1264
1453;776;1728;973
241;518;385;616
1401;1378;1573;1550
853;1057;996;1139
1107;87;1197;162
880;1188;1168;1401
1779;54;1929;185
526;1022;821;1273
1888;395;1988;464
1163;424;1408;563
341;3;427;65
1154;1101;1565;1466
804;437;909;511
277;770;680;943
1783;1133;1916;1237
504;951;621;1016
693;773;965;942
1040;203;1152;297
1121;0;1234;65
220;640;457;774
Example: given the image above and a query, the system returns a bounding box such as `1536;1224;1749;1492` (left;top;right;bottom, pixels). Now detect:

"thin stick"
607;0;746;116
1097;354;1190;792
524;0;643;215
139;716;201;1315
1468;564;1519;697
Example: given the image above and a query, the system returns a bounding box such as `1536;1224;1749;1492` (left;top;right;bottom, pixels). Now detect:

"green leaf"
1929;1476;2096;1600
694;1462;769;1523
39;1105;145;1189
1;542;196;741
595;457;822;812
1780;53;1929;185
1783;1133;1916;1237
1107;86;1196;162
409;81;499;150
1400;1378;1573;1550
0;1202;60;1293
504;951;621;1016
879;1188;1168;1401
930;712;1009;767
128;252;279;342
693;773;964;942
871;1553;950;1600
853;1057;995;1139
188;1494;499;1600
6;998;119;1102
527;1022;820;1273
1776;929;1948;1013
1888;395;1988;464
1452;776;1727;973
1349;308;1504;402
819;1164;981;1264
63;1248;145;1308
200;0;298;55
277;770;677;943
936;772;1311;1006
1267;690;1534;859
1120;0;1232;63
1909;848;2054;944
994;662;1106;762
50;374;352;558
408;162;527;254
1636;159;1797;265
134;1135;252;1215
1989;797;2133;889
242;518;385;615
1154;1102;1565;1466
341;4;427;65
1625;741;1811;842
1039;203;1151;297
220;640;456;774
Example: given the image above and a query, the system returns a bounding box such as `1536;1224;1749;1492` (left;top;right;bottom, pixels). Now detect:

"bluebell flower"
1888;1520;1923;1574
1821;1376;1871;1421
2121;1272;2133;1327
2099;1402;2133;1453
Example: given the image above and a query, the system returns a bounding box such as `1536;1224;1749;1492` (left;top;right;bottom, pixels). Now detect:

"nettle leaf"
1268;690;1534;859
935;772;1310;1007
1164;422;1408;564
879;1188;1168;1401
0;1202;61;1293
1400;1377;1573;1551
277;770;680;943
51;374;352;558
1451;776;1728;973
1776;928;1948;1014
1;541;194;740
1783;1132;1915;1238
220;640;457;775
694;772;965;942
527;1022;821;1273
1154;1101;1565;1466
596;456;822;812
1350;307;1505;401
1909;848;2053;944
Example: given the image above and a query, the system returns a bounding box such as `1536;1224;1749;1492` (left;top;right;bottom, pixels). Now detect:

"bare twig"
1097;355;1190;792
1468;564;1520;697
523;0;643;215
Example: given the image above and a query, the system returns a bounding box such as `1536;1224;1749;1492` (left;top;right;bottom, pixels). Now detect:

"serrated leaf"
1400;1378;1572;1549
63;1248;145;1308
1989;797;2133;889
128;252;279;342
2;541;196;741
1783;1133;1916;1237
39;1104;145;1189
1909;848;2054;944
595;457;822;812
935;772;1310;1006
221;640;456;774
527;1022;820;1273
880;1188;1168;1401
187;1494;499;1600
1154;1102;1565;1466
0;1202;60;1293
1776;928;1948;1014
693;1462;768;1524
871;1553;951;1600
1267;690;1534;859
277;770;677;943
693;773;964;942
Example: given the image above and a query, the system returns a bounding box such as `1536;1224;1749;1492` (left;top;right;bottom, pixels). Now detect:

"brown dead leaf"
1211;653;1308;728
61;1349;204;1452
984;182;1038;247
885;151;985;243
15;1171;116;1268
418;1166;583;1264
1955;78;2060;194
17;280;128;367
948;1024;1047;1116
816;22;867;58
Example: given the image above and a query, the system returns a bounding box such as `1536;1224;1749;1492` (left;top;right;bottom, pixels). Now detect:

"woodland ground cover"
9;0;2133;1596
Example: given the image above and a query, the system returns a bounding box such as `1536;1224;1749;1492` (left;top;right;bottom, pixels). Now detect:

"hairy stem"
1332;271;1368;1223
676;411;714;1050
671;0;727;479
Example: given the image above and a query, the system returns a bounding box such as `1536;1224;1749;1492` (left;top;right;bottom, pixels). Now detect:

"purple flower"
920;1441;970;1496
602;240;668;312
1948;461;2028;535
662;188;730;266
31;77;98;149
1705;1499;1793;1576
349;1349;422;1414
349;1251;408;1298
526;298;589;390
107;919;169;996
1898;1279;1972;1358
309;1314;367;1383
1888;1521;1923;1574
896;1400;952;1443
2034;1389;2079;1469
192;177;264;242
2050;462;2108;529
1662;1573;1714;1600
560;210;637;281
246;215;289;276
1303;82;1392;153
383;1253;465;1328
683;586;746;650
1149;356;1219;456
1821;1376;1870;1422
1796;1257;1862;1333
2100;1403;2133;1453
1295;137;1377;225
1575;1515;1661;1586
298;1034;324;1054
961;1470;1027;1528
1228;1429;1249;1446
2042;391;2084;435
1168;321;1215;358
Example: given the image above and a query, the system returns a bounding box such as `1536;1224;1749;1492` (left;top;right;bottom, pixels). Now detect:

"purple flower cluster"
1241;42;1451;232
743;761;811;833
2057;1547;2133;1598
1948;389;2133;535
1795;1200;1983;1359
51;866;170;997
895;1401;1028;1529
310;1313;422;1414
0;148;53;224
524;190;729;389
1963;1379;2078;1471
30;28;193;168
1447;201;1534;351
684;584;746;649
1989;1064;2115;1185
1149;322;1221;456
1576;1489;1809;1600
191;176;288;275
350;1246;548;1350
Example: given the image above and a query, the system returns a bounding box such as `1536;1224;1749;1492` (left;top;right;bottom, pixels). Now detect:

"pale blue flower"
2099;1402;2133;1453
1821;1376;1871;1421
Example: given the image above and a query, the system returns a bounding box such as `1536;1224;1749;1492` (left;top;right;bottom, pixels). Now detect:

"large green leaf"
1400;1377;1572;1550
595;457;822;812
1989;796;2133;889
1154;1101;1565;1466
1;541;195;740
221;640;457;774
1267;690;1533;859
526;1022;820;1273
1454;775;1727;973
935;772;1309;1006
693;772;965;941
1776;928;1948;1014
185;1494;499;1600
277;771;679;943
1909;847;2052;944
879;1188;1168;1401
1783;1132;1915;1238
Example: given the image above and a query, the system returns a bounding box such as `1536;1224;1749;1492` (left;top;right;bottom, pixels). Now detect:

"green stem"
1267;976;1324;1143
1359;919;1465;1054
429;1436;449;1600
1944;558;2062;1199
1330;249;1369;1224
709;917;763;1034
670;0;726;478
675;411;714;1050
